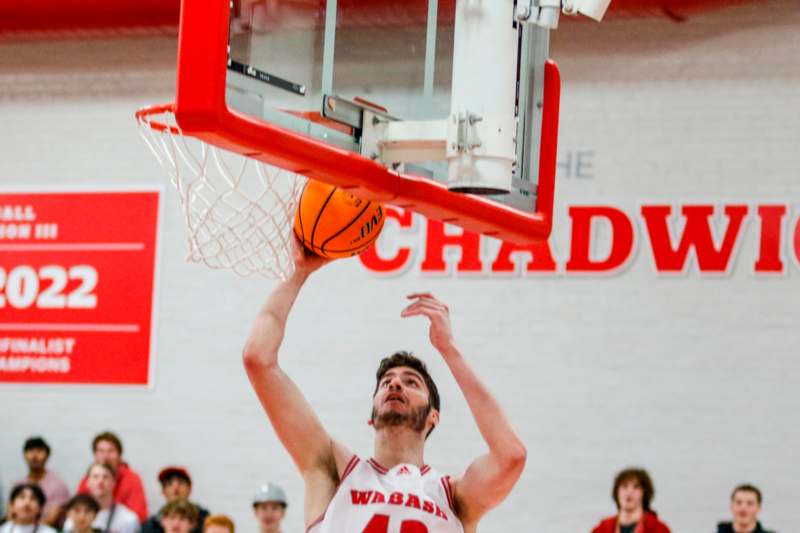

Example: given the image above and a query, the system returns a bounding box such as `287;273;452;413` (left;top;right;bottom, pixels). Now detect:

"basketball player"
243;241;527;532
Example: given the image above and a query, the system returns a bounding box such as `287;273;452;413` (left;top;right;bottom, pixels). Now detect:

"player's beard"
371;403;431;434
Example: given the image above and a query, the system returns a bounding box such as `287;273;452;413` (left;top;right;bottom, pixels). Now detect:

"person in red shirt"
591;467;671;533
75;432;148;522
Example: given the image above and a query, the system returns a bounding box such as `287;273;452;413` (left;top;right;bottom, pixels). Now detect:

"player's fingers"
400;308;435;320
400;301;440;315
401;301;446;318
402;300;441;312
406;292;436;301
406;292;449;311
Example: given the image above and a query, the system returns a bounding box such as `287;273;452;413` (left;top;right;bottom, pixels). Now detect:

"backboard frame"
163;0;560;244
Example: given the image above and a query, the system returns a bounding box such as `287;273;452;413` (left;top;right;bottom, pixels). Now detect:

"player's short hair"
10;483;47;510
374;351;441;413
203;514;235;533
65;494;100;515
92;431;123;455
612;467;655;512
731;484;762;505
160;500;199;523
23;436;51;456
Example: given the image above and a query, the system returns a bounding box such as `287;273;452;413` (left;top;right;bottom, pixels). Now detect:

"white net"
136;106;305;279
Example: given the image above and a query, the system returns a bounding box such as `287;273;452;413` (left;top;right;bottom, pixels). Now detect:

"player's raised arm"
242;241;347;477
401;293;528;526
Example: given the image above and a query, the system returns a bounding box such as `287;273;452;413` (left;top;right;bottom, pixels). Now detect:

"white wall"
1;1;799;532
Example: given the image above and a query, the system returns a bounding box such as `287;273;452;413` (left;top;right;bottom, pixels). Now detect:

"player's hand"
291;235;330;276
401;293;455;353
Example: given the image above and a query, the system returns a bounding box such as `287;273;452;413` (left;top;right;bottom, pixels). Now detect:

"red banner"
0;191;160;386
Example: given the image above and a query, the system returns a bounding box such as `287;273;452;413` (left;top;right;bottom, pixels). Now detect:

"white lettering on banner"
359;203;800;277
0;224;32;239
0;205;36;222
0;265;98;309
0;337;77;355
0;355;70;374
34;223;58;240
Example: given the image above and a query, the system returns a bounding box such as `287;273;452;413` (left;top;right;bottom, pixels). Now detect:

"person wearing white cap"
252;483;287;533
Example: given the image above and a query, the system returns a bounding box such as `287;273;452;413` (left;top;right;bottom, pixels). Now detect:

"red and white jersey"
307;456;464;533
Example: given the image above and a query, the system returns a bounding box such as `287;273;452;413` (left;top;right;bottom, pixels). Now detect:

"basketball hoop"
136;104;305;279
136;0;564;279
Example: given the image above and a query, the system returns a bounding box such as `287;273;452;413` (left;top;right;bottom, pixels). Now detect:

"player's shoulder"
331;439;358;480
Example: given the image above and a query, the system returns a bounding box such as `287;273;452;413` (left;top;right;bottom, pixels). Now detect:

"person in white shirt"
64;464;139;533
0;483;58;533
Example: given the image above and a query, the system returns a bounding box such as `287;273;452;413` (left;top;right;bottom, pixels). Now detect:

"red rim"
135;103;180;134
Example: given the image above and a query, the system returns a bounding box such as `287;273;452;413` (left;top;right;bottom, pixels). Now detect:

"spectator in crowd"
76;432;147;522
591;467;671;533
67;463;139;533
63;494;100;533
202;515;234;533
13;437;70;525
159;501;198;533
252;484;287;533
716;484;775;533
0;483;58;533
142;467;209;533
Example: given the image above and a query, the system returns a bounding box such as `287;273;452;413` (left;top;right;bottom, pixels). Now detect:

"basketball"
293;179;385;259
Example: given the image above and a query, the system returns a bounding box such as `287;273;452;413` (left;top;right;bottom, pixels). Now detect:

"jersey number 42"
363;514;427;532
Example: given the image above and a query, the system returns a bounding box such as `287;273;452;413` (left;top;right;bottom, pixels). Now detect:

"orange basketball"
293;180;385;259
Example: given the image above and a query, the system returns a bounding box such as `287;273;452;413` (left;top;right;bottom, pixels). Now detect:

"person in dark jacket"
591;467;671;533
716;484;776;533
141;467;208;533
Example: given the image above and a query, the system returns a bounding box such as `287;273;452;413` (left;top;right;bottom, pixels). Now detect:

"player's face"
372;366;437;434
10;488;41;524
731;491;760;526
617;479;643;513
254;502;285;531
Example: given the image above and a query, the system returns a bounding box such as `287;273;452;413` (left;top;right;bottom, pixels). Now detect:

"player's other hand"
401;293;455;353
291;235;330;276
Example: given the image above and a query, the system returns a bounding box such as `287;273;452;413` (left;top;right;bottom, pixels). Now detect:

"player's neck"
374;427;426;468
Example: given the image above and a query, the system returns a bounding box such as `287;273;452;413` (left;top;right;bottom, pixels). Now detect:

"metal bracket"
321;94;399;132
445;112;517;162
451;112;484;153
515;0;562;29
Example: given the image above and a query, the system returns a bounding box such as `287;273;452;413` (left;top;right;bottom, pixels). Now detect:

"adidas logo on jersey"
397;466;412;475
